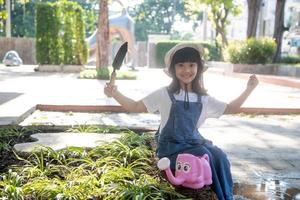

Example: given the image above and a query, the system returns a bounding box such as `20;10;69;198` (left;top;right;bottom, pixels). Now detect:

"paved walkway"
0;64;300;126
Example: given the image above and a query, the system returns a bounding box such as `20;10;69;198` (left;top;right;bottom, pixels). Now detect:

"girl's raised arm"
104;83;148;113
224;74;259;114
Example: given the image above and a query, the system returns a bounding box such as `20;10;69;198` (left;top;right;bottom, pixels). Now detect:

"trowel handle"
109;70;116;86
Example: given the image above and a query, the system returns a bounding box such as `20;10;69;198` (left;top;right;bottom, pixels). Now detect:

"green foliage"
36;1;87;65
224;41;242;64
155;41;221;67
67;125;122;133
187;0;241;47
36;3;62;65
97;67;110;80
1;129;183;199
0;170;24;199
280;55;300;64
79;68;137;80
0;0;6;31
1;0;96;38
225;38;276;64
74;7;88;65
129;0;190;41
11;1;36;37
0;127;36;152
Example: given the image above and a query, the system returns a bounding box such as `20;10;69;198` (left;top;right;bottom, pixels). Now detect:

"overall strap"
197;94;202;104
166;88;176;103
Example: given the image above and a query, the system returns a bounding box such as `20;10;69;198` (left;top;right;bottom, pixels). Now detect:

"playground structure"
87;1;136;67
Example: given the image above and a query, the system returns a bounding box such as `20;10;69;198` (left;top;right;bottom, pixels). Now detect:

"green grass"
0;129;184;199
79;67;137;80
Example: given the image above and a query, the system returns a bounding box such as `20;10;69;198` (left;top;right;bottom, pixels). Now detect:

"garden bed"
0;126;217;199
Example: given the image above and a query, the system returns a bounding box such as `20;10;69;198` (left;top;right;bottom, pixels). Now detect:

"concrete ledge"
36;104;300;115
36;104;126;113
36;65;83;73
208;67;300;89
239;108;300;115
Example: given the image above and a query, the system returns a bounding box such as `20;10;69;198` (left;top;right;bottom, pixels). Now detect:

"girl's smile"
175;62;198;89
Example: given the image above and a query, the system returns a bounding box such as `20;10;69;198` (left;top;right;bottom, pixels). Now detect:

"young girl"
104;43;259;200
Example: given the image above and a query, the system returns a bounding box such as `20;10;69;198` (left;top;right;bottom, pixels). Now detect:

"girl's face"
175;62;198;87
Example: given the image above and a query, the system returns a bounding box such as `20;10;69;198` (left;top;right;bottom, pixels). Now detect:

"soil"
0;134;33;173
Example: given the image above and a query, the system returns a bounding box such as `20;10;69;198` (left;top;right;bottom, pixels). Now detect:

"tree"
129;0;189;41
96;0;109;69
0;0;6;31
5;0;10;37
246;0;262;38
11;1;35;37
273;0;288;63
190;0;240;47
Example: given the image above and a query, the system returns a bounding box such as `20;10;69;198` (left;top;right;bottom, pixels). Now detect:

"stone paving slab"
14;132;121;153
20;110;160;130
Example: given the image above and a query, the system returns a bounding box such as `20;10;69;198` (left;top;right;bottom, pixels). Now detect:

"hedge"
225;38;276;64
36;2;87;65
36;3;61;65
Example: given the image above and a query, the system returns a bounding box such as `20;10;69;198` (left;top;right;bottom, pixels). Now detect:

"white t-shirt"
142;87;227;133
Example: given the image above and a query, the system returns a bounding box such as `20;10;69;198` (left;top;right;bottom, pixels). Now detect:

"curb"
36;104;126;113
208;68;300;89
37;104;300;115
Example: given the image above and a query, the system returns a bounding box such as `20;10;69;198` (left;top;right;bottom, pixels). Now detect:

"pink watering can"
157;153;212;189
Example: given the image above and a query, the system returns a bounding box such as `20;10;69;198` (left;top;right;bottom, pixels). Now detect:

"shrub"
80;68;137;80
280;55;300;64
96;67;110;80
225;38;276;64
36;2;87;65
36;3;62;65
155;41;221;68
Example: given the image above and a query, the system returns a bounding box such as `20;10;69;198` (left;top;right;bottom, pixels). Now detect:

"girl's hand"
104;83;118;97
247;74;259;91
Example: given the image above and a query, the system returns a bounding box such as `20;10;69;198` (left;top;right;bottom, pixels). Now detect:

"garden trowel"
109;42;128;86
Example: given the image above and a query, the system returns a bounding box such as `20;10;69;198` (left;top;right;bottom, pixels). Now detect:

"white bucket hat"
164;43;208;76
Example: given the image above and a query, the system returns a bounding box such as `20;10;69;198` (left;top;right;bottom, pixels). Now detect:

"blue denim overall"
156;90;233;200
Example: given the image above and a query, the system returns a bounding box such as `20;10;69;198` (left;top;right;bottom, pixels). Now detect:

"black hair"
168;47;207;95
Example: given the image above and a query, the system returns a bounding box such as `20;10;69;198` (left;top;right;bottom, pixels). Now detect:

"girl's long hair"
167;47;207;95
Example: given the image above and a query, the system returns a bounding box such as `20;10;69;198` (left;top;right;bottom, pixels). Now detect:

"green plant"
225;38;276;64
80;68;137;80
1;131;184;199
67;125;122;133
97;67;110;79
224;41;243;64
0;127;26;139
14;148;70;179
103;174;183;200
280;55;300;64
36;3;62;65
119;131;153;148
36;1;87;65
0;169;24;199
22;178;63;199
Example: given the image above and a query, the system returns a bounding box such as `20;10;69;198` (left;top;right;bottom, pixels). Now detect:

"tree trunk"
247;0;262;38
5;0;11;37
273;0;286;63
96;0;109;69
